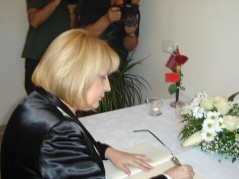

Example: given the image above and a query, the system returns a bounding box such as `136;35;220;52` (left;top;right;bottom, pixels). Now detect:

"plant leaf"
168;83;177;94
228;91;239;102
93;50;151;113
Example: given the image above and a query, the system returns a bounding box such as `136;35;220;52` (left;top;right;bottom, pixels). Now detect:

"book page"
103;142;173;179
103;142;204;179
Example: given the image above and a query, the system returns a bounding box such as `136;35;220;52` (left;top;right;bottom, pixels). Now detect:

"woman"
1;29;194;179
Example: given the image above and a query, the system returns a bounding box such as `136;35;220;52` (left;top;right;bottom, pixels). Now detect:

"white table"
79;98;238;179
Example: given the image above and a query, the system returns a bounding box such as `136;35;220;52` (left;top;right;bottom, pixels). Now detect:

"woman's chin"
87;103;99;110
92;103;99;109
79;102;99;111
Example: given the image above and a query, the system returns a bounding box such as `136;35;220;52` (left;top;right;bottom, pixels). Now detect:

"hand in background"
132;0;140;4
28;0;61;28
68;4;77;14
124;14;139;34
68;4;79;28
52;0;61;5
105;7;122;23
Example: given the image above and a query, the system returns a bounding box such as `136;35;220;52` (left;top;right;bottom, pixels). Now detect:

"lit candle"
152;107;160;112
147;99;163;116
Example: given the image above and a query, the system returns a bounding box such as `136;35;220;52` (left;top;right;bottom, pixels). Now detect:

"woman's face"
79;64;111;111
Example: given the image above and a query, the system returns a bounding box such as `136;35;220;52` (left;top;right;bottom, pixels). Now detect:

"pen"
171;156;181;166
133;129;182;166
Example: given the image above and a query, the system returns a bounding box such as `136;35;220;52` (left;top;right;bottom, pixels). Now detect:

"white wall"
1;0;239;125
132;0;239;102
0;0;27;125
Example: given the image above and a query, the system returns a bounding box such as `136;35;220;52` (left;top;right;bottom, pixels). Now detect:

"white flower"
214;97;231;115
215;117;225;132
206;111;220;120
201;129;216;142
196;91;208;100
202;118;216;133
223;115;239;131
200;96;215;110
192;106;205;119
236;134;239;142
191;92;208;107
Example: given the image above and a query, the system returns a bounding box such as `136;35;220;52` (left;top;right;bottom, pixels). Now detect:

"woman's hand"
163;164;195;179
105;147;154;176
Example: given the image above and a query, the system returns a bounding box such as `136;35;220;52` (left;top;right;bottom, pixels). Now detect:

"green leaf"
168;83;177;94
83;31;153;114
228;91;239;102
120;55;150;74
90;50;151;114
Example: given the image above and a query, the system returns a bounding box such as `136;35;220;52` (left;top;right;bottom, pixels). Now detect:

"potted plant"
85;50;151;114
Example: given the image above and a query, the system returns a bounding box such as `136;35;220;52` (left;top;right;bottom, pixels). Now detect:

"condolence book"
103;143;204;179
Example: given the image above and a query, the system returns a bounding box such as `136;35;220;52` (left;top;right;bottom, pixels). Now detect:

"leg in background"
25;58;39;95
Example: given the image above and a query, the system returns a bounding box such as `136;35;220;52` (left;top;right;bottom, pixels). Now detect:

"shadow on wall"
2;96;26;126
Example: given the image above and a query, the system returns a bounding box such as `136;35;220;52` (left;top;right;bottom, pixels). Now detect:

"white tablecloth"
79;98;238;179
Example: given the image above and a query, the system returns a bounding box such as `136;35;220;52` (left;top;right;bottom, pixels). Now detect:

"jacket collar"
35;87;77;119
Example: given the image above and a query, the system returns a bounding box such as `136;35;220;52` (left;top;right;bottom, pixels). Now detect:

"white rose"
223;115;239;131
200;96;215;110
214;97;231;115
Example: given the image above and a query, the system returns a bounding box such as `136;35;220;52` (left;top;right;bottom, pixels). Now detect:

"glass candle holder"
175;100;189;119
146;98;163;116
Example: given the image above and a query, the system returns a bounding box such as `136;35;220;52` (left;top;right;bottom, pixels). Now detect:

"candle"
150;105;162;116
146;98;163;116
152;107;160;112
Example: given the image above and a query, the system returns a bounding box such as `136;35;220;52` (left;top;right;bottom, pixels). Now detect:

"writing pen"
133;129;181;166
171;156;181;166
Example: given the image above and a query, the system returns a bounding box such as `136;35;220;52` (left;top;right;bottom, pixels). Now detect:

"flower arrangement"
179;91;239;162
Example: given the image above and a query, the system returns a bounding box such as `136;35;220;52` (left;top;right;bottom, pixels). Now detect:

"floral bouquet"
179;91;239;162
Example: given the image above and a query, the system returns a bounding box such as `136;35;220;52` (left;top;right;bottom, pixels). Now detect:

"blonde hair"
32;29;120;108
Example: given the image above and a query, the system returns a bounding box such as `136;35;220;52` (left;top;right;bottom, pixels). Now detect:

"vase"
170;83;180;108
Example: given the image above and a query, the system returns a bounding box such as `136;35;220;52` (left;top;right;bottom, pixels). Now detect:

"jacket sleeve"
96;141;110;160
40;120;106;179
150;175;168;179
27;0;45;9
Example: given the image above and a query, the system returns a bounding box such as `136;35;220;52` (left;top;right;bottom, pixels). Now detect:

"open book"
103;143;204;179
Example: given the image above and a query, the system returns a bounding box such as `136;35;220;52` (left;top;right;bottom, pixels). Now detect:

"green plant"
96;51;151;113
82;27;151;115
90;50;150;114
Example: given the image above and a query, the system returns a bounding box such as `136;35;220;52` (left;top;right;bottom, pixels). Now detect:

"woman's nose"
104;78;111;92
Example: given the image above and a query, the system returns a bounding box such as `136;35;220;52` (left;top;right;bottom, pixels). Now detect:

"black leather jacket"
1;88;109;179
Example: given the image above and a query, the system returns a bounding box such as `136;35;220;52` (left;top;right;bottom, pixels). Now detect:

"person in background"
76;0;140;68
22;0;81;94
1;29;195;179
